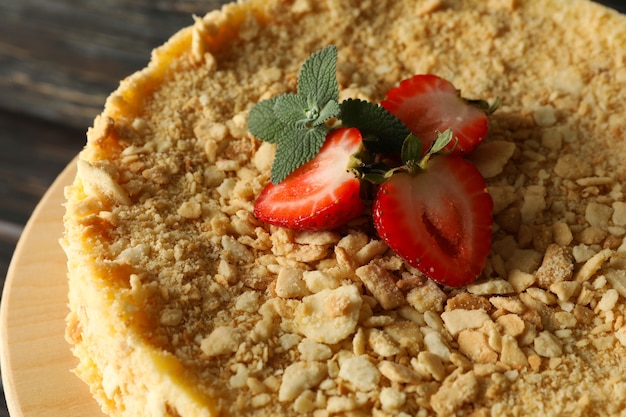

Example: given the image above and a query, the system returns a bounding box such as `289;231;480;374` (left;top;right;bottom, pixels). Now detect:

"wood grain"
0;111;84;291
0;159;105;417
0;0;226;129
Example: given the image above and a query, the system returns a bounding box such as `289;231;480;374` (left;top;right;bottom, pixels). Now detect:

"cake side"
63;0;626;416
63;1;275;415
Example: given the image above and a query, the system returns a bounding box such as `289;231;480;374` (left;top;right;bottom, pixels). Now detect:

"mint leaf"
314;99;340;126
270;125;327;184
298;45;339;107
272;94;340;129
247;96;283;144
247;46;342;184
339;98;410;154
274;94;310;127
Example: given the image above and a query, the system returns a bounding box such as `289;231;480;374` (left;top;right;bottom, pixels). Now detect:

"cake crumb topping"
63;0;626;416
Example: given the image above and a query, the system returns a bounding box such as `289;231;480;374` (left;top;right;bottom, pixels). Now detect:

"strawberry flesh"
372;155;493;287
381;74;489;155
254;127;365;230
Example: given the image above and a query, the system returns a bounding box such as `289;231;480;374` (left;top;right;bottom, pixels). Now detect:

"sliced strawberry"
381;74;491;155
372;155;493;287
254;127;365;230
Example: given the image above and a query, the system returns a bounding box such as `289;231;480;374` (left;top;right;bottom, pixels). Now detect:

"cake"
61;0;626;416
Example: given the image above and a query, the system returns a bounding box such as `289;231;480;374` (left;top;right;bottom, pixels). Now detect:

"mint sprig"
247;45;409;184
248;46;340;184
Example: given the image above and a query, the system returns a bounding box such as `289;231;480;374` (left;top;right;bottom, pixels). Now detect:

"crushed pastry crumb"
63;0;626;416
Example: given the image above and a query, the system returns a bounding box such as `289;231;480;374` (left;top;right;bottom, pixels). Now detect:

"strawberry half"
381;74;493;155
254;127;365;230
372;155;493;287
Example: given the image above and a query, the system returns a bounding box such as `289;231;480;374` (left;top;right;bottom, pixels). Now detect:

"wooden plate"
0;158;105;417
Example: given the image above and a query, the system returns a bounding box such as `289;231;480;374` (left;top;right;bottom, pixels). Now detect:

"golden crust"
63;0;626;416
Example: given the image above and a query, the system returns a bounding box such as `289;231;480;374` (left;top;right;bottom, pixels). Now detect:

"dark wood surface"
0;0;624;415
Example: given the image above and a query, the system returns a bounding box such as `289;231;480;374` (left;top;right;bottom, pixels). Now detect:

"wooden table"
0;0;624;415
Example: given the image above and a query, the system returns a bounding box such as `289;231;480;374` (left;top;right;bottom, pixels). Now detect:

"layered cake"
62;0;626;415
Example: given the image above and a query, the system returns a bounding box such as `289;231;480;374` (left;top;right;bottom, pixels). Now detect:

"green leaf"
270;125;327;184
298;45;339;107
274;94;310;127
273;94;340;129
339;99;410;154
247;46;341;184
401;134;422;165
313;99;340;126
428;129;454;154
418;129;455;169
247;96;284;144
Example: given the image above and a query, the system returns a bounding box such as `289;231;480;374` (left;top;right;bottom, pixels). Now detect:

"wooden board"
0;158;105;417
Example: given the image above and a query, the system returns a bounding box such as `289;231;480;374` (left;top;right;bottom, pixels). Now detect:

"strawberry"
381;74;494;155
253;127;365;230
372;153;493;287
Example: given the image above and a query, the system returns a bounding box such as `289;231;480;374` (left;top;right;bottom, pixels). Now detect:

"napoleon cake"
62;0;626;415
